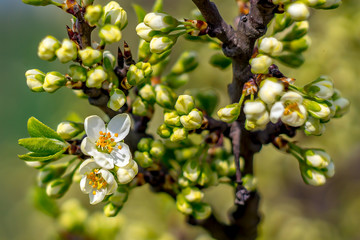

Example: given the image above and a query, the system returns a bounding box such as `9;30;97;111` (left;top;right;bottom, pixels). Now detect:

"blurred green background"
1;0;360;239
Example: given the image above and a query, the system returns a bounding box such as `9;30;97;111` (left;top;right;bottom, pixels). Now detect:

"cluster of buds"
26;69;67;93
134;138;165;168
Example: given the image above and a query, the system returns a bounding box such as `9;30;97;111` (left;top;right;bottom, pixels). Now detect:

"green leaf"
31;187;59;218
18;137;68;155
152;0;163;12
133;4;147;23
18;150;65;162
27;117;64;141
209;53;232;70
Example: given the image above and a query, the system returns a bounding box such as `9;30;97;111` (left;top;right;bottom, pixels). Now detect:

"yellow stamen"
93;191;96;195
114;133;118;137
118;145;122;150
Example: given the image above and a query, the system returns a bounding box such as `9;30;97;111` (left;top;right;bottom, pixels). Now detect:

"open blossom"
79;159;118;204
81;114;132;169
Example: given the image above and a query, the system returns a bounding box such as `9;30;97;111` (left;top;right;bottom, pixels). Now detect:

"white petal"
93;153;115;169
99;169;115;185
89;188;106;205
79;159;99;175
111;143;131;167
106;114;131;142
281;91;303;104
80;176;92;194
107;180;118;195
80;137;98;156
84;115;106;142
270;102;284;123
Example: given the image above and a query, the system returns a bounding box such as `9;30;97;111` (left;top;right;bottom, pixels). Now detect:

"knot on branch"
235;183;251;205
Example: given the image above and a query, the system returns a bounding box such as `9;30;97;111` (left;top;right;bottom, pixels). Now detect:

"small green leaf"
133;4;147;23
152;0;163;12
19;137;68;155
27;117;64;141
18;150;65;162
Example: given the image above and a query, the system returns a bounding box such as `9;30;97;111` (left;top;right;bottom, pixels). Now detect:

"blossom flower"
81;114;132;169
79;159;118;204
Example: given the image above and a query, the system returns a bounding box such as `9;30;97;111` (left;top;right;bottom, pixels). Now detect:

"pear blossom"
79;159;118;204
81;114;132;169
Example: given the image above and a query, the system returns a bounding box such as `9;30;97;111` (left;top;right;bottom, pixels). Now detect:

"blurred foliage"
1;0;360;239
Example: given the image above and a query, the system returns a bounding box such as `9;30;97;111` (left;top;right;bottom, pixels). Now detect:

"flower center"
95;131;121;153
87;169;108;195
283;102;304;119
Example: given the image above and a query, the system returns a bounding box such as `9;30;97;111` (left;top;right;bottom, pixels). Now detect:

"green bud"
217;103;240;123
150;140;165;158
108;88;126;111
170;51;198;75
157;124;172;138
314;0;341;9
132;97;148;116
109;186;129;207
103;51;116;70
139;84;156;103
176;194;193;214
136;22;159;42
148;50;172;65
304;116;325;136
178;176;191;188
281;21;309;41
282;36;311;53
250;54;273;74
180;109;203;130
275;51;304;68
182;187;204;202
175;95;195;115
333;97;350;118
174;147;197;162
304;149;331;169
138;138;153;152
304;75;334;100
43;71;66;93
104;202;121;217
134;151;153;168
273;13;293;34
103;1;128;30
300;165;326;186
242;174;257;192
85;5;103;26
198;163;212;186
38;35;61;61
155;84;176;109
46;175;72;198
150;35;177;54
183;158;201;182
209;53;232;70
138;39;152;62
55;39;78;63
144;12;179;32
192;203;211;220
86;66;108;88
78;47;102;67
99;24;122;44
56;121;84;140
68;65;87;82
22;0;53;6
303;99;331;119
170;127;188;142
25;69;45;92
127;62;152;86
214;159;230;177
164;74;189;89
164;111;181;127
38;163;68;186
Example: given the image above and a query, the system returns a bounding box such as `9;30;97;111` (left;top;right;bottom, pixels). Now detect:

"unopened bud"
217;103;240;123
137;138;153;152
304;149;331;169
46;176;71;198
43;71;66;93
242;174;257;192
322;161;335;178
315;0;341;9
175;95;195;115
138;40;151;62
333;97;350;118
78;47;102;67
99;24;122;44
183;158;201;182
108;88;126;111
117;160;138;184
282;35;311;53
148;50;172;65
155;84;176;109
287;2;310;21
259;37;283;56
180;109;203;130
182;187;204;203
305;0;327;7
300;165;326;186
258;78;284;104
56;39;78;63
304;75;334;100
144;12;179;32
192;203;211;220
170;51;198;75
86;66;107;88
170;127;188;142
164;74;189;89
103;1;128;30
136;22;159;42
56;121;84;140
22;0;53;6
103;51;116;70
281;21;309;41
134;151;153;168
198;163;212;186
150;35;177;54
303;99;331;119
149;140;165;158
250;54;273;74
273;13;293;34
38;163;68;186
25;69;45;92
132;97;148;116
68;65;87;82
38;35;61;61
157;124;172;138
127;62;152;86
139;84;156;103
85;5;103;26
176;194;193;214
104;202;121;217
304;116;325;136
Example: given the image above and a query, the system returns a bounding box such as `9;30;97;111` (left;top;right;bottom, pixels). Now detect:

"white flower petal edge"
84;115;106;142
111;142;131;167
106;113;131;142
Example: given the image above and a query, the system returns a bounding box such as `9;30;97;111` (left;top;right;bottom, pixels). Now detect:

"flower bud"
198;163;212;186
244;100;269;130
217;103;240;123
55;39;78;63
164;74;189;89
117;160;138;184
303;99;331;119
305;0;327;7
68;65;87;82
103;1;128;30
281;21;309;41
170;51;198;75
304;116;325;136
192;203;211;220
38;163;68;186
56;121;84;140
182;187;204;203
136;22;159;42
273;13;293;34
139;84;156;103
107;88;126;111
127;62;152;86
176;194;193;214
287;2;310;21
175;95;195;115
43;71;66;93
144;12;179;32
157;124;172;138
132;97;148;116
78;47;102;67
85;5;103;26
25;69;45;92
148;50;172;65
103;51;116;70
155;84;176;109
164;110;181;127
134;151;153;168
258;78;284;104
304;76;334;100
138;138;153;152
300;166;326;186
259;37;283;56
109;186;129;207
333;97;350;118
86;66;107;88
322;161;335;178
38;36;61;61
316;0;341;9
180;109;203;130
99;24;122;44
150;140;165;158
250;54;273;74
178;176;190;188
209;53;232;70
22;0;52;6
242;174;257;192
104;202;121;217
304;149;331;169
183;158;201;182
150;35;176;54
170;127;188;142
282;36;311;53
214;159;231;177
138;40;152;62
245;112;270;131
46;176;71;198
